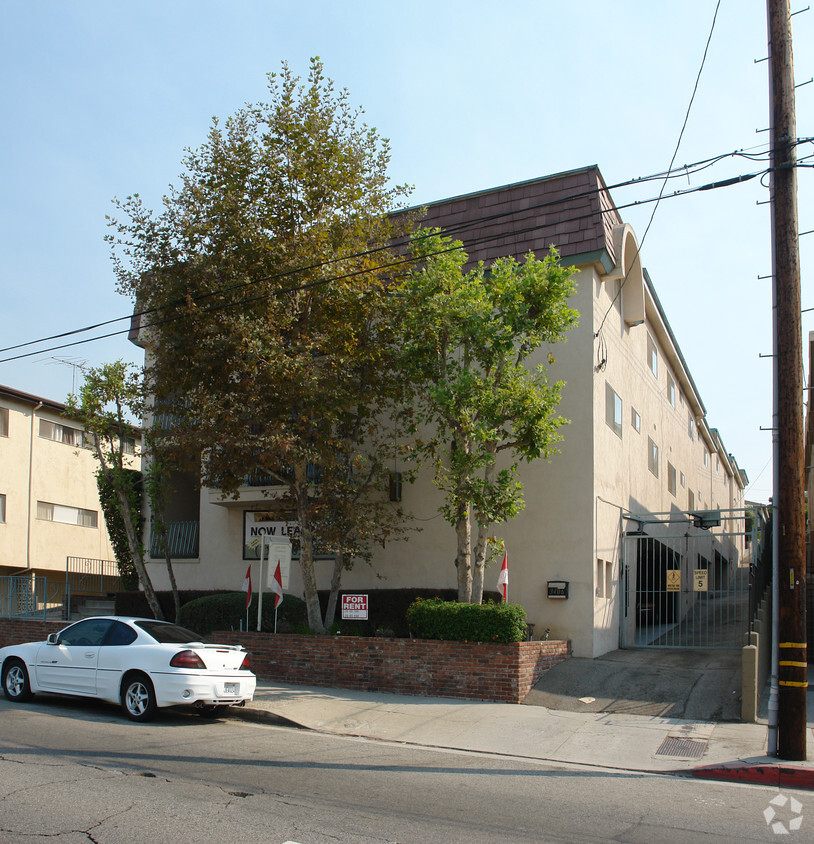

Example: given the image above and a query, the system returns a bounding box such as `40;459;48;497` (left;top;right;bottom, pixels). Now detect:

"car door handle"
85;652;95;659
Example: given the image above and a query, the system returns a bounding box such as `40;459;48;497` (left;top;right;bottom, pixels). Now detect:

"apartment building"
131;166;750;657
0;385;139;608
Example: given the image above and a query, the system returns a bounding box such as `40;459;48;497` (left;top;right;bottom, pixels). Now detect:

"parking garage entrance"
620;508;764;649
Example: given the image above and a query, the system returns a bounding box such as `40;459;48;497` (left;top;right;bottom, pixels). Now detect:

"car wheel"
2;659;34;702
121;673;157;722
197;704;227;718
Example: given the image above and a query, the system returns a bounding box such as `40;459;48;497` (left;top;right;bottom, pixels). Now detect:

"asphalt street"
1;695;809;843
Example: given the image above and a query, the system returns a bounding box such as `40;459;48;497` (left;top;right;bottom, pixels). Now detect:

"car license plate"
224;682;239;695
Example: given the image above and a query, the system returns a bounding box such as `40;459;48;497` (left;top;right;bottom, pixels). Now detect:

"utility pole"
767;0;807;761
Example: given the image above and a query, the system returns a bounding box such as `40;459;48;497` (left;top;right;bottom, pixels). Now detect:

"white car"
0;616;256;722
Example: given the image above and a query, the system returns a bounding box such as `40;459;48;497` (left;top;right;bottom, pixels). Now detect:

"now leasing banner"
243;512;300;560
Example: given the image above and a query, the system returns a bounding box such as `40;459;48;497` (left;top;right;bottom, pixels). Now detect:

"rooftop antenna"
46;356;87;395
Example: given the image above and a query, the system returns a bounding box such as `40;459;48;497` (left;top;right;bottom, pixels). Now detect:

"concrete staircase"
72;598;116;620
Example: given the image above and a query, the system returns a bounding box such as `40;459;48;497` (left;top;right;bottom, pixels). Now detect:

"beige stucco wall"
0;396;128;578
138;240;746;660
143;266;601;656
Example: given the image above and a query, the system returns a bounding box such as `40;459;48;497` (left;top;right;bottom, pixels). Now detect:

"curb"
229;706;306;730
693;763;814;791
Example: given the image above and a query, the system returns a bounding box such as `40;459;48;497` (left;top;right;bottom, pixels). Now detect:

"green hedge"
115;588;507;637
177;592;308;636
406;598;527;643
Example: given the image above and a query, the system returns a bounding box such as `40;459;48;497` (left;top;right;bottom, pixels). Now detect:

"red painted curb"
692;763;814;791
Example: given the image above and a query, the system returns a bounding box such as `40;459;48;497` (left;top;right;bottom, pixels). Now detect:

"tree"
397;230;578;603
96;468;140;592
108;59;413;633
66;361;165;618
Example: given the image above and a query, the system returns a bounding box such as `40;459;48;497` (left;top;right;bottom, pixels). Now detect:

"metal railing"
66;557;122;595
0;576;70;621
149;519;199;559
245;463;322;486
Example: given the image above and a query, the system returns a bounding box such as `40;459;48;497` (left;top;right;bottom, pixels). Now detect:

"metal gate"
620;508;765;649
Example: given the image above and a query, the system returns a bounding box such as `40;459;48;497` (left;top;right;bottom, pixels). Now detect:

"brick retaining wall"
0;620;571;704
214;632;571;704
0;619;64;649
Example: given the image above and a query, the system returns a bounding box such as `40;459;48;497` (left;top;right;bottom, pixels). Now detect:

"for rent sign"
341;594;368;620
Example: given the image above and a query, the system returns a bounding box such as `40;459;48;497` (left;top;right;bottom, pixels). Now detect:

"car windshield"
135;620;210;644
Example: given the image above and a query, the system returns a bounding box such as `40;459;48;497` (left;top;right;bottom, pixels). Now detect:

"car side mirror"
47;633;59;645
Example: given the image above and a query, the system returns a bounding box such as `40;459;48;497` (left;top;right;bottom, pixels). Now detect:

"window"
605;382;623;438
0;493;5;523
667;374;676;408
688;412;694;441
596;559;613;599
648;437;659;478
37;501;98;528
39;419;85;447
105;620;138;646
57;618;113;647
0;407;8;437
647;334;658;378
680;471;686;488
121;436;136;455
631;407;641;433
689;489;695;510
704;450;709;468
668;463;677;496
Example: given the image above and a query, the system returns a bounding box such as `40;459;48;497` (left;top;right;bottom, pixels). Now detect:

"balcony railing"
245;463;322;486
150;520;200;559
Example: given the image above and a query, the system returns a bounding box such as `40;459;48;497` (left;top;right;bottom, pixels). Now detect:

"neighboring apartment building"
0;385;139;608
131;165;751;657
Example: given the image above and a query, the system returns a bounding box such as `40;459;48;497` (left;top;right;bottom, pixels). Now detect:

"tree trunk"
92;436;163;620
471;523;489;604
163;541;181;623
295;461;325;633
455;502;472;603
471;450;496;604
324;552;345;629
116;485;163;620
148;462;182;622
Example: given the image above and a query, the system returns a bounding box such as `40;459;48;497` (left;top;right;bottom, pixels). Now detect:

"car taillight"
170;650;206;669
239;653;251;670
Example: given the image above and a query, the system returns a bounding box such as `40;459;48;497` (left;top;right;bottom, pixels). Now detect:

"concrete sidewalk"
233;680;814;790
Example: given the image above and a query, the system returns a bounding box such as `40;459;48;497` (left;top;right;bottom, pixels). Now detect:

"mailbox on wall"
547;581;569;599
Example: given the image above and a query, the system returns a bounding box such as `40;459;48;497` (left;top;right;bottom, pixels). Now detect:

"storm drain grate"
655;737;708;759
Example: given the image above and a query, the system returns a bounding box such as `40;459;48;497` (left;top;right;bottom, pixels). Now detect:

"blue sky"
1;0;812;502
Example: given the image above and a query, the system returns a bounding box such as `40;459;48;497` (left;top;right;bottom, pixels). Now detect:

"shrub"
317;588;503;637
116;588;505;636
178;592;307;636
406;598;527;643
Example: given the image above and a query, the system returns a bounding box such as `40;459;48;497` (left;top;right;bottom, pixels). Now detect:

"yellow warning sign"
666;570;681;592
693;569;708;592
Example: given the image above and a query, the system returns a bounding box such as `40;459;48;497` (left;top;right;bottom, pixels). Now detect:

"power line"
595;0;722;337
1;139;797;361
0;165;775;365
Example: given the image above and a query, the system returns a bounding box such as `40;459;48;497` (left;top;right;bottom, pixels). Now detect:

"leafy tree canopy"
108;59;414;632
397;230;579;603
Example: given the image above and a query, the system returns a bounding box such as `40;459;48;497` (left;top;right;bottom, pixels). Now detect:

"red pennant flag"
242;565;252;608
270;561;284;609
497;552;508;602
